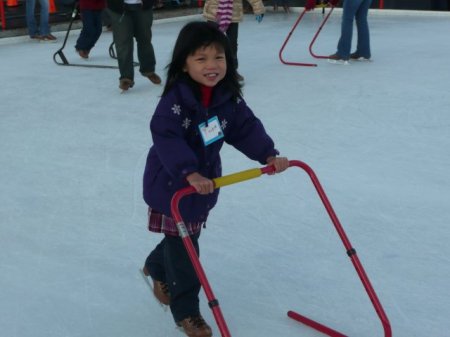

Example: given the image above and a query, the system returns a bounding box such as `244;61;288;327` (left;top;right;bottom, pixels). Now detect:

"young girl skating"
142;21;289;337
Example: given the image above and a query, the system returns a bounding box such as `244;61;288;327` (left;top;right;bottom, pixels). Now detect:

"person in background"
141;21;289;337
273;0;290;13
26;0;57;41
306;0;372;63
203;0;265;81
75;0;107;58
153;0;164;9
106;0;161;91
102;7;113;30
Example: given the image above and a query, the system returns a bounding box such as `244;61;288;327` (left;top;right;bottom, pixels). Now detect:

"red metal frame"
170;160;392;337
309;6;336;59
279;5;336;67
278;8;317;67
0;0;5;30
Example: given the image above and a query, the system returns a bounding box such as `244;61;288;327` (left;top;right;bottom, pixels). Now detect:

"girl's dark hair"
162;21;242;98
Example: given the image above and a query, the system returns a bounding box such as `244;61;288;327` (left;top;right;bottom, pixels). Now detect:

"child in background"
273;0;290;13
141;21;289;337
75;0;106;58
203;0;265;81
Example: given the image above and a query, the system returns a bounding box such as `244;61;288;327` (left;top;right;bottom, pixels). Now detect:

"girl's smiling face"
184;44;227;87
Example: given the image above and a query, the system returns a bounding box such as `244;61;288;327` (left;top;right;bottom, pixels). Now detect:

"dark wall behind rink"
295;0;449;10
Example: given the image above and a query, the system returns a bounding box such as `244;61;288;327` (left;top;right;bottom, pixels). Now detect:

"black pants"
145;233;201;322
225;22;239;69
107;8;156;80
208;21;239;69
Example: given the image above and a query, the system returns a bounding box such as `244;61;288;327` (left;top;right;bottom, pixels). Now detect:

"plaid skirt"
147;207;205;236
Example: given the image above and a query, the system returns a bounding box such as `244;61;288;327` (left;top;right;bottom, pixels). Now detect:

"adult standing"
26;0;57;41
106;0;162;91
330;0;372;62
306;0;372;63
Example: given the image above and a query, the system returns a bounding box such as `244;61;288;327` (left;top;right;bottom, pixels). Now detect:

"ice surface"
1;9;450;337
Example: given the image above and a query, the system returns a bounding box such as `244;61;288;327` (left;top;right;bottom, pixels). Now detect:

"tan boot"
142;266;170;305
144;72;162;85
177;315;212;337
76;49;89;59
119;78;135;91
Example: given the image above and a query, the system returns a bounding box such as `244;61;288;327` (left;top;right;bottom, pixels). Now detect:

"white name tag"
198;116;224;146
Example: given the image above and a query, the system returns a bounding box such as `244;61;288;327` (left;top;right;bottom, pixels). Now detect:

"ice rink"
1;7;450;337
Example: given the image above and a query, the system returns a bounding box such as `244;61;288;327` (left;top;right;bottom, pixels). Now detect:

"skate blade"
175;323;188;335
353;57;372;62
140;268;169;312
328;59;350;65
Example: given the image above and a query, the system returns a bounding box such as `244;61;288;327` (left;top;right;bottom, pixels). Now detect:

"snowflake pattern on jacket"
143;79;279;227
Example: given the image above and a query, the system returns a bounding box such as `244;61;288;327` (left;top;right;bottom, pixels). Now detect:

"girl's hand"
186;172;215;194
266;156;289;174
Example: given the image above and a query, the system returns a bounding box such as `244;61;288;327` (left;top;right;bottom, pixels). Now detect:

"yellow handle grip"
213;168;263;189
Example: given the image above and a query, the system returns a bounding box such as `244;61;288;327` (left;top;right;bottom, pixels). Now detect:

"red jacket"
79;0;106;10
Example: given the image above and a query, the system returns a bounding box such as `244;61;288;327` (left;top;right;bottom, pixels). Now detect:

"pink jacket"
203;0;265;23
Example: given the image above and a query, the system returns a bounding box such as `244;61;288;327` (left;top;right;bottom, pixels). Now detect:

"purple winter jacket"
143;80;279;222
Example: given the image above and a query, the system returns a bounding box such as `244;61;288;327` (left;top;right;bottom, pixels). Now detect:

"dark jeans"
337;0;372;59
75;9;104;51
145;233;201;322
107;8;156;80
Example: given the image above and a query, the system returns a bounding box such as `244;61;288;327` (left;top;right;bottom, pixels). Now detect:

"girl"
142;21;289;337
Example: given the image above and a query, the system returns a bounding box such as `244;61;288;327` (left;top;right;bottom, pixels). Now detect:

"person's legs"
25;0;38;37
163;233;201;322
146;233;211;336
226;23;239;69
145;238;167;282
38;0;50;36
336;0;362;59
144;237;170;305
75;9;92;51
354;0;372;58
91;10;104;48
76;10;104;51
102;8;111;28
109;9;135;80
133;9;156;75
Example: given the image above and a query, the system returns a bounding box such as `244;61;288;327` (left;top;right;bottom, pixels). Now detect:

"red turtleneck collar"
200;85;213;108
